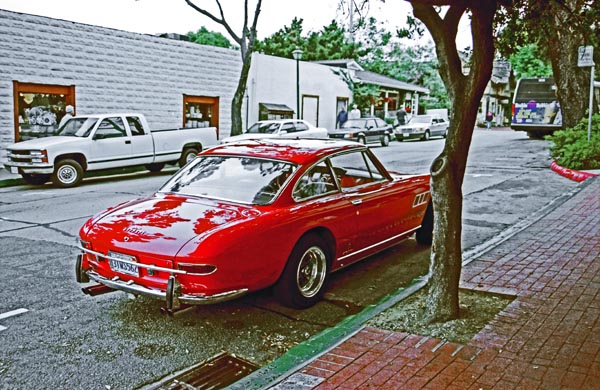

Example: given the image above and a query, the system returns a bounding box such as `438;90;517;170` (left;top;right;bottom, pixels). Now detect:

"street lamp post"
292;47;303;119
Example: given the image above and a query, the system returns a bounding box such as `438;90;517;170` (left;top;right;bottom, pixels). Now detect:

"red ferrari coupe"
76;139;432;311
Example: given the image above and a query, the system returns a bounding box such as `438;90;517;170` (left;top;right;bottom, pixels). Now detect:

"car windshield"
247;122;280;134
158;155;297;205
410;116;432;124
341;119;366;129
55;118;99;137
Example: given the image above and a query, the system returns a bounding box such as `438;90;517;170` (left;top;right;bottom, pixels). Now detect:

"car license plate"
10;167;18;174
108;251;139;277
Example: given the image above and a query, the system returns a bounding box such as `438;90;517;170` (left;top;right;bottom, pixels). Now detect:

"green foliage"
509;44;552;79
188;27;233;48
256;18;362;60
548;114;600;170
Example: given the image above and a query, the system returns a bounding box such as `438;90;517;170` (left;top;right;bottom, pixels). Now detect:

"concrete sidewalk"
235;176;600;390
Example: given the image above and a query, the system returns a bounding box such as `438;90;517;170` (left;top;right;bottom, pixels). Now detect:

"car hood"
221;133;275;143
7;136;85;150
83;193;259;257
399;123;429;129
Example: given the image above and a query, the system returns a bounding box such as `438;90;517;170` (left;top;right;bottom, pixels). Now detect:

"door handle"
351;199;362;206
125;140;131;144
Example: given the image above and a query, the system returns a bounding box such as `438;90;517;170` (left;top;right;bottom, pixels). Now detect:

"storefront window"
13;82;75;142
183;95;219;129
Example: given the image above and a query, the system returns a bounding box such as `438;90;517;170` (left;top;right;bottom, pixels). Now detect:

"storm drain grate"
149;352;258;390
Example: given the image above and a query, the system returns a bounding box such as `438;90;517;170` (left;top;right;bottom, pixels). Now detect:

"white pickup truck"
4;113;218;187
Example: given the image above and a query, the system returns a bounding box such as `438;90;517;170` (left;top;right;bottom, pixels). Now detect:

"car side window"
292;161;338;201
281;122;296;133
95;117;126;139
328;150;386;190
127;116;145;136
294;122;309;132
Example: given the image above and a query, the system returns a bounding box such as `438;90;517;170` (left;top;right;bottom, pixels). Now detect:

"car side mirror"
93;133;104;140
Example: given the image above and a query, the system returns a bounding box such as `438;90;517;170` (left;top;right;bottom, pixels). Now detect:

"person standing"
336;106;348;128
59;105;74;129
485;111;493;130
396;107;407;126
349;104;361;119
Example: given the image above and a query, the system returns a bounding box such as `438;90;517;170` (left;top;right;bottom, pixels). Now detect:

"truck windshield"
56;118;99;137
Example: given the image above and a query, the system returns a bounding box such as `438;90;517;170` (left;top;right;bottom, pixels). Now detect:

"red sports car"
76;139;432;311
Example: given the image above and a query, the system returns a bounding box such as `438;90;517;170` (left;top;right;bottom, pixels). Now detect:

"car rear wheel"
179;147;200;167
380;134;390;147
422;130;431;141
52;159;83;188
416;202;434;245
274;234;330;309
145;162;165;172
22;173;50;185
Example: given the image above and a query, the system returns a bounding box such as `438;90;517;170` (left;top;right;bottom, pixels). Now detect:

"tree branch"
185;0;241;44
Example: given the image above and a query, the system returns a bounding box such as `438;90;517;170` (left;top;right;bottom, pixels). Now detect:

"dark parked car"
328;118;393;147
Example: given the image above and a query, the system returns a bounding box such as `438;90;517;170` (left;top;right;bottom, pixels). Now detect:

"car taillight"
178;263;217;275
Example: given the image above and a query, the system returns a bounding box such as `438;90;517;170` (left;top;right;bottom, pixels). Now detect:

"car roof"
254;119;301;124
203;139;365;166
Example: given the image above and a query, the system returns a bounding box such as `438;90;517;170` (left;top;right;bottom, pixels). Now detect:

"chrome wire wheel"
296;246;327;298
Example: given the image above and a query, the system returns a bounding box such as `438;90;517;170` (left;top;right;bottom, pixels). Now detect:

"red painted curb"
550;160;598;182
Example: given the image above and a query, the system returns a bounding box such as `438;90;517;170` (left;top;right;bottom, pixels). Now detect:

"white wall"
249;53;352;130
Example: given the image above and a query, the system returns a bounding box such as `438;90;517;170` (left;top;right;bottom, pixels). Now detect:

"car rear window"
159;155;297;205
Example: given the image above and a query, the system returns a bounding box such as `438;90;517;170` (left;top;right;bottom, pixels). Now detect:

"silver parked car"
395;115;449;141
221;119;328;143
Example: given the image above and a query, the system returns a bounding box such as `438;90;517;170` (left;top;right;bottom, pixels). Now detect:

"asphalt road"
0;129;577;389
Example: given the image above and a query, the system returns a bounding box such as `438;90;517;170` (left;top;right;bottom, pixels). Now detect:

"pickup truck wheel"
22;174;50;185
179;147;199;167
52;159;83;188
145;163;165;172
274;234;330;309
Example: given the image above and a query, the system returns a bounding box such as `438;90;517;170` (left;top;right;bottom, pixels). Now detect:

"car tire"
380;134;390;147
415;202;434;245
357;136;367;145
145;162;165;172
22;173;50;185
179;147;200;167
52;159;83;188
422;130;430;141
274;234;330;309
443;129;448;138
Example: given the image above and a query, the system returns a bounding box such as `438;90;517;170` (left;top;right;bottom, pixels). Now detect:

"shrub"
547;114;600;170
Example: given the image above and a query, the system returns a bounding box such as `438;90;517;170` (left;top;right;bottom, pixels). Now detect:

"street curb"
550;160;599;182
228;277;429;390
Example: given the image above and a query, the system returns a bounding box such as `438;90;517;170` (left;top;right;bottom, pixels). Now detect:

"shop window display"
183;95;219;130
13;82;75;141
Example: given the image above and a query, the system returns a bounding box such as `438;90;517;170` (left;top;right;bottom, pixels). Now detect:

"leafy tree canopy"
508;43;552;79
188;26;233;48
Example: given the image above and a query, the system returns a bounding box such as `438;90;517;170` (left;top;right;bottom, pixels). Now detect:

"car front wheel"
52;159;83;188
380;134;390;147
274;234;330;309
422;130;431;141
357;136;367;145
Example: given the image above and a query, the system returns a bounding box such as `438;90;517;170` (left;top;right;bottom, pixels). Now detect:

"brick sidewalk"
280;177;600;389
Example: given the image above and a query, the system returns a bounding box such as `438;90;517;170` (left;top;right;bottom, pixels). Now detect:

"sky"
0;0;471;47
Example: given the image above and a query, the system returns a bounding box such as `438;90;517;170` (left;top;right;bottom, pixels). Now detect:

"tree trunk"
545;0;590;128
230;52;253;136
410;1;497;323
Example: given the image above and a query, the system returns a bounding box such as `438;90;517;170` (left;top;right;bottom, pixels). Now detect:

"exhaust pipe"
82;284;116;296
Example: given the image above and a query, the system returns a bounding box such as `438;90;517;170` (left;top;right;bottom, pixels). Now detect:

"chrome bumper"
4;162;54;174
85;270;248;305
